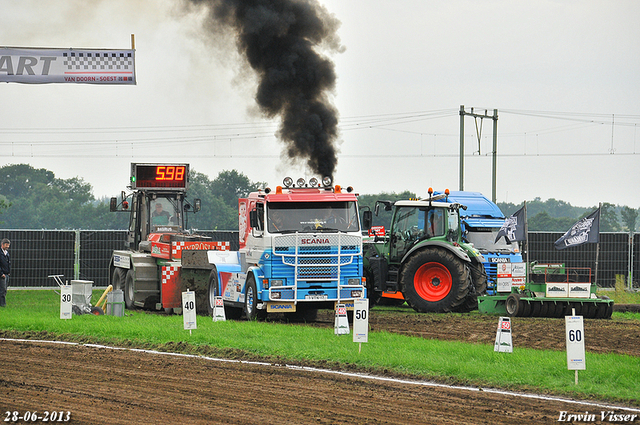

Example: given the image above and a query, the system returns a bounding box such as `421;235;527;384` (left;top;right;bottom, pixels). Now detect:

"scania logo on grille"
301;238;329;245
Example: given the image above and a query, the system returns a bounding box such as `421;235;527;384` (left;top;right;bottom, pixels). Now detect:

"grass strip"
1;290;638;406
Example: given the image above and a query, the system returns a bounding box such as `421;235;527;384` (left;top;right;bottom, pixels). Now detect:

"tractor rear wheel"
455;260;487;313
364;268;382;307
470;260;488;295
401;248;470;313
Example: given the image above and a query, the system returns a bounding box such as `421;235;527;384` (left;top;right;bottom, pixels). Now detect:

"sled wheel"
207;269;219;317
90;306;104;316
539;301;550;317
505;293;521;316
583;303;597;319
530;301;542;317
124;270;136;309
519;299;532;317
555;302;568;317
111;267;126;292
402;248;470;313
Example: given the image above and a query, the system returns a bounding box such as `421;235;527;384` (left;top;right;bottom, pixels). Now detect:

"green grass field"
1;289;638;406
599;287;640;305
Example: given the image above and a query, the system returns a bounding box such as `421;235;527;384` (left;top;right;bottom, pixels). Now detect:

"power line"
1;108;639;157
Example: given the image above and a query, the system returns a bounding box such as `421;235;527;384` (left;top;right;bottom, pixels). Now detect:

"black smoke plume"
189;0;342;178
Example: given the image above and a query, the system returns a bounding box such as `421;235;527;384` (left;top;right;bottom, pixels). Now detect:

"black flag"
554;208;600;250
495;206;526;243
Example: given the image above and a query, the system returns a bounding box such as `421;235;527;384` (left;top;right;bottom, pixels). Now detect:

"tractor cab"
110;163;201;251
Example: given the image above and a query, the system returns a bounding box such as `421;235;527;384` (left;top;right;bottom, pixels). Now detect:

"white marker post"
182;290;197;334
212;296;226;322
565;311;586;385
494;316;513;353
353;298;369;352
334;303;350;335
60;285;72;320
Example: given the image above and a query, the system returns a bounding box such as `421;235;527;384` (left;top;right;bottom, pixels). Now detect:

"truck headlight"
271;291;281;300
351;290;363;298
348;278;360;286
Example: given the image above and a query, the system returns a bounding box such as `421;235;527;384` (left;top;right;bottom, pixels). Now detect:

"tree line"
0;164;637;233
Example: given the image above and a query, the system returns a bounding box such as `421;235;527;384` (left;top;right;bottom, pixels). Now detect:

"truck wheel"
401;248;470;313
207;269;218;317
244;275;263;321
124;270;136;309
111;267;126;292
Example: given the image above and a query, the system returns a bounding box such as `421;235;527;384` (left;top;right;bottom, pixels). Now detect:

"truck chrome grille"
273;234;362;281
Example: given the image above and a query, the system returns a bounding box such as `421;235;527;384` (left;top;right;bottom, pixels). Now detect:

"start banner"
0;47;136;85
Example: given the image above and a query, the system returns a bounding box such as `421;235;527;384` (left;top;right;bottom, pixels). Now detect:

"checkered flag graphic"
62;51;133;70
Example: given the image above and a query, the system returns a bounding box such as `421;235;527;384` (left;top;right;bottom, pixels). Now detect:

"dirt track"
1;308;639;424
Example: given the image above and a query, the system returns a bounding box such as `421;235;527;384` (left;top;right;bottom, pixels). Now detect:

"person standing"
0;238;10;307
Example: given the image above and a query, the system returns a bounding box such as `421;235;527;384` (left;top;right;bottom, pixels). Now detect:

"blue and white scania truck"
203;177;371;320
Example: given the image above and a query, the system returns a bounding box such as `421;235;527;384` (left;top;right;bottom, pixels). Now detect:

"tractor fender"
401;240;471;265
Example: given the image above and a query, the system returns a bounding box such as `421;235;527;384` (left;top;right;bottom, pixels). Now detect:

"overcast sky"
1;0;639;208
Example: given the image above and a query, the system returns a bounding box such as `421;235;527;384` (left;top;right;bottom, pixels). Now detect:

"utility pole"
459;105;499;202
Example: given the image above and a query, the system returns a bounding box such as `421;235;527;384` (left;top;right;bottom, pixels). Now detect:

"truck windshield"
267;201;359;233
466;228;519;254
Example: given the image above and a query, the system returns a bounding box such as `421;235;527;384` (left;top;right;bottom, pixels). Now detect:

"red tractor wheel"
401;248;470;313
414;262;453;301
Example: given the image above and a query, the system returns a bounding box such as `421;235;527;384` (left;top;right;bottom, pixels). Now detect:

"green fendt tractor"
363;189;487;313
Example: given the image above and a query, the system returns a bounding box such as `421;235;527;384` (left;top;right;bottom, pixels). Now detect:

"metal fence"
528;232;639;289
1;229;638;289
0;229;239;288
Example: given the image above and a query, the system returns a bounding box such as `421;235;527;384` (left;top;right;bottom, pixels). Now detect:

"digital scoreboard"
130;163;189;190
